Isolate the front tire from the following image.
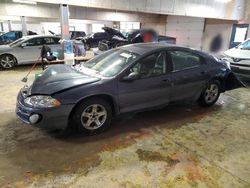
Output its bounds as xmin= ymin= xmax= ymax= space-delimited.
xmin=71 ymin=98 xmax=112 ymax=134
xmin=0 ymin=55 xmax=16 ymax=69
xmin=199 ymin=80 xmax=221 ymax=107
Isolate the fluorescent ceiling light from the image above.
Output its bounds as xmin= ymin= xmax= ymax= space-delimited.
xmin=13 ymin=0 xmax=37 ymax=4
xmin=215 ymin=0 xmax=232 ymax=3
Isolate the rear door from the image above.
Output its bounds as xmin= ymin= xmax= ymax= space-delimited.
xmin=43 ymin=37 xmax=61 ymax=52
xmin=118 ymin=51 xmax=172 ymax=113
xmin=167 ymin=50 xmax=209 ymax=102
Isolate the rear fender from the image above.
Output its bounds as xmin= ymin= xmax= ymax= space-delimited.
xmin=225 ymin=73 xmax=246 ymax=91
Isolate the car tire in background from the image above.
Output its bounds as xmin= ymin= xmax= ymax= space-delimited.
xmin=199 ymin=80 xmax=221 ymax=107
xmin=84 ymin=43 xmax=91 ymax=50
xmin=71 ymin=98 xmax=112 ymax=134
xmin=0 ymin=54 xmax=16 ymax=69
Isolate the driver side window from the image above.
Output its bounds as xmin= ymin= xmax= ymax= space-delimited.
xmin=130 ymin=51 xmax=166 ymax=79
xmin=25 ymin=38 xmax=44 ymax=46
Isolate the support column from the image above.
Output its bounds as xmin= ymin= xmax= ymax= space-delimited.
xmin=21 ymin=16 xmax=28 ymax=36
xmin=7 ymin=20 xmax=12 ymax=31
xmin=60 ymin=4 xmax=70 ymax=40
xmin=0 ymin=22 xmax=3 ymax=31
xmin=86 ymin=24 xmax=92 ymax=35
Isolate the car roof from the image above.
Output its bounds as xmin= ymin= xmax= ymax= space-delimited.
xmin=22 ymin=35 xmax=60 ymax=40
xmin=119 ymin=43 xmax=189 ymax=55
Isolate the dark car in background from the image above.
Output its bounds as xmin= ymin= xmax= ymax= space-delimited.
xmin=70 ymin=31 xmax=86 ymax=39
xmin=16 ymin=43 xmax=243 ymax=134
xmin=80 ymin=31 xmax=110 ymax=50
xmin=80 ymin=27 xmax=128 ymax=50
xmin=0 ymin=30 xmax=37 ymax=45
xmin=158 ymin=35 xmax=176 ymax=44
xmin=98 ymin=28 xmax=176 ymax=51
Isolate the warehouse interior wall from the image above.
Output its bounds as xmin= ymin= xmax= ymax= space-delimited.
xmin=166 ymin=15 xmax=205 ymax=49
xmin=244 ymin=0 xmax=250 ymax=37
xmin=202 ymin=19 xmax=237 ymax=52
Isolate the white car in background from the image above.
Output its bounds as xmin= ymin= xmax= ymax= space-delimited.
xmin=0 ymin=35 xmax=61 ymax=69
xmin=223 ymin=38 xmax=250 ymax=79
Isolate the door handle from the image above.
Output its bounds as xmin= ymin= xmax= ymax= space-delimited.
xmin=161 ymin=78 xmax=172 ymax=84
xmin=200 ymin=71 xmax=207 ymax=75
xmin=162 ymin=79 xmax=169 ymax=82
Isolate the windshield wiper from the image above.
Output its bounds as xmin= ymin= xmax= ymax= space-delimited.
xmin=75 ymin=64 xmax=99 ymax=76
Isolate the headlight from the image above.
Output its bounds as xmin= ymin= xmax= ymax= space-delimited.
xmin=221 ymin=57 xmax=231 ymax=70
xmin=24 ymin=95 xmax=61 ymax=108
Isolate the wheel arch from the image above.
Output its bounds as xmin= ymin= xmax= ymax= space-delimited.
xmin=68 ymin=94 xmax=119 ymax=125
xmin=0 ymin=53 xmax=18 ymax=65
xmin=210 ymin=76 xmax=224 ymax=92
xmin=196 ymin=76 xmax=224 ymax=101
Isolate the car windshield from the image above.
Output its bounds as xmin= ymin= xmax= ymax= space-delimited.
xmin=237 ymin=39 xmax=250 ymax=50
xmin=79 ymin=49 xmax=139 ymax=77
xmin=9 ymin=38 xmax=25 ymax=47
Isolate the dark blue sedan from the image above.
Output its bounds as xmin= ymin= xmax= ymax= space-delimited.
xmin=16 ymin=43 xmax=243 ymax=134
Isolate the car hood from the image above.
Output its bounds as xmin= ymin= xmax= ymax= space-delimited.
xmin=102 ymin=27 xmax=126 ymax=39
xmin=29 ymin=65 xmax=100 ymax=95
xmin=224 ymin=48 xmax=250 ymax=59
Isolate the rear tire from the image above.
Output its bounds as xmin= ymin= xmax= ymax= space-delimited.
xmin=199 ymin=80 xmax=221 ymax=107
xmin=71 ymin=98 xmax=112 ymax=134
xmin=0 ymin=54 xmax=16 ymax=69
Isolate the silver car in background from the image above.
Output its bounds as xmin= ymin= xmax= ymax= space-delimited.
xmin=0 ymin=35 xmax=61 ymax=69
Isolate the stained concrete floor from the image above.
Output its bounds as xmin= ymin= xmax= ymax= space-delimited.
xmin=0 ymin=66 xmax=250 ymax=188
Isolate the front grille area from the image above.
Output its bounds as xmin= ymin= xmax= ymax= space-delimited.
xmin=231 ymin=63 xmax=250 ymax=68
xmin=16 ymin=90 xmax=31 ymax=124
xmin=16 ymin=105 xmax=30 ymax=124
xmin=231 ymin=66 xmax=250 ymax=74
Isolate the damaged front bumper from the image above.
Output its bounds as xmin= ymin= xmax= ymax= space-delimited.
xmin=16 ymin=88 xmax=74 ymax=130
xmin=225 ymin=72 xmax=246 ymax=91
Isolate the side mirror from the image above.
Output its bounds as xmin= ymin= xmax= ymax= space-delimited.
xmin=122 ymin=72 xmax=140 ymax=81
xmin=20 ymin=43 xmax=27 ymax=48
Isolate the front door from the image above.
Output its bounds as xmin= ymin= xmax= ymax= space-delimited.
xmin=118 ymin=51 xmax=172 ymax=113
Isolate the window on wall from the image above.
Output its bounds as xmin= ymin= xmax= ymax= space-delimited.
xmin=120 ymin=22 xmax=140 ymax=33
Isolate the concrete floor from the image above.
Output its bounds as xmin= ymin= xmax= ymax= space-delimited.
xmin=0 ymin=66 xmax=250 ymax=188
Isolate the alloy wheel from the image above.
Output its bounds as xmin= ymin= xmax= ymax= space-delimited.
xmin=80 ymin=104 xmax=107 ymax=130
xmin=0 ymin=56 xmax=15 ymax=69
xmin=204 ymin=84 xmax=219 ymax=103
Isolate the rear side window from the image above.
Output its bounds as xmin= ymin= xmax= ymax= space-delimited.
xmin=169 ymin=50 xmax=203 ymax=71
xmin=44 ymin=37 xmax=60 ymax=45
